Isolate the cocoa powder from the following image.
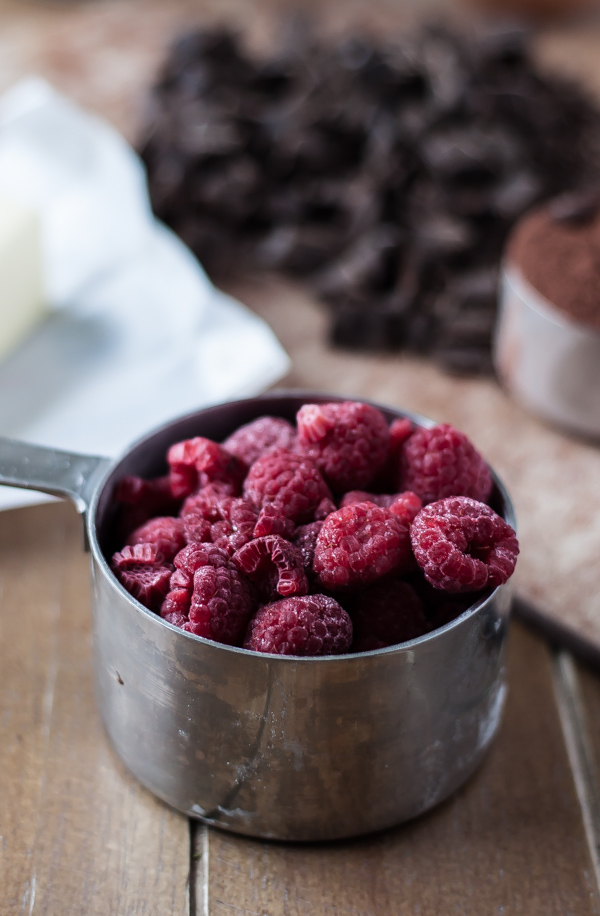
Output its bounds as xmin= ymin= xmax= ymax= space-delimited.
xmin=508 ymin=202 xmax=600 ymax=329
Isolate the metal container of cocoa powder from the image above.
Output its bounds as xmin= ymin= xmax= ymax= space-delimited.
xmin=495 ymin=197 xmax=600 ymax=439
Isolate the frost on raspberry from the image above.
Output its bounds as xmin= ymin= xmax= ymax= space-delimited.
xmin=244 ymin=448 xmax=332 ymax=530
xmin=349 ymin=579 xmax=428 ymax=651
xmin=183 ymin=563 xmax=256 ymax=646
xmin=161 ymin=587 xmax=191 ymax=622
xmin=233 ymin=535 xmax=308 ymax=600
xmin=127 ymin=516 xmax=186 ymax=562
xmin=223 ymin=416 xmax=296 ymax=466
xmin=292 ymin=522 xmax=324 ymax=570
xmin=313 ymin=502 xmax=413 ymax=590
xmin=296 ymin=401 xmax=390 ymax=493
xmin=168 ymin=437 xmax=246 ymax=498
xmin=340 ymin=490 xmax=422 ymax=524
xmin=410 ymin=496 xmax=519 ymax=593
xmin=111 ymin=543 xmax=173 ymax=611
xmin=397 ymin=423 xmax=492 ymax=505
xmin=181 ymin=485 xmax=258 ymax=554
xmin=170 ymin=542 xmax=231 ymax=591
xmin=244 ymin=594 xmax=352 ymax=656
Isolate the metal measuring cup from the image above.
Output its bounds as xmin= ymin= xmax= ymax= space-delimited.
xmin=0 ymin=391 xmax=514 ymax=841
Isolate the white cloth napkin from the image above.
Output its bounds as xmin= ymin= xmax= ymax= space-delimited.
xmin=0 ymin=79 xmax=290 ymax=509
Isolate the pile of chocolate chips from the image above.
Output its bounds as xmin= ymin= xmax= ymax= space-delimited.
xmin=140 ymin=19 xmax=600 ymax=373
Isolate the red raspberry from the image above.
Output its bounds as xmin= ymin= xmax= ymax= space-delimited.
xmin=340 ymin=490 xmax=422 ymax=523
xmin=171 ymin=542 xmax=231 ymax=589
xmin=314 ymin=497 xmax=336 ymax=520
xmin=244 ymin=595 xmax=352 ymax=656
xmin=388 ymin=492 xmax=423 ymax=525
xmin=244 ymin=448 xmax=332 ymax=527
xmin=127 ymin=516 xmax=186 ymax=562
xmin=162 ymin=611 xmax=188 ymax=629
xmin=114 ymin=474 xmax=180 ymax=537
xmin=223 ymin=416 xmax=296 ymax=466
xmin=181 ymin=485 xmax=258 ymax=554
xmin=160 ymin=587 xmax=191 ymax=621
xmin=292 ymin=521 xmax=324 ymax=569
xmin=389 ymin=418 xmax=415 ymax=452
xmin=252 ymin=504 xmax=296 ymax=539
xmin=111 ymin=543 xmax=173 ymax=611
xmin=397 ymin=424 xmax=492 ymax=505
xmin=349 ymin=579 xmax=428 ymax=651
xmin=233 ymin=535 xmax=308 ymax=600
xmin=183 ymin=563 xmax=256 ymax=646
xmin=181 ymin=514 xmax=212 ymax=544
xmin=296 ymin=401 xmax=390 ymax=492
xmin=115 ymin=474 xmax=177 ymax=512
xmin=371 ymin=418 xmax=415 ymax=491
xmin=313 ymin=502 xmax=413 ymax=590
xmin=410 ymin=496 xmax=519 ymax=593
xmin=168 ymin=437 xmax=246 ymax=498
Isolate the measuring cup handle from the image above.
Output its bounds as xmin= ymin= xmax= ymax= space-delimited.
xmin=0 ymin=437 xmax=111 ymax=515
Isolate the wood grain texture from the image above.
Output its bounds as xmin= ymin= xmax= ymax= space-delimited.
xmin=199 ymin=623 xmax=600 ymax=916
xmin=0 ymin=501 xmax=190 ymax=916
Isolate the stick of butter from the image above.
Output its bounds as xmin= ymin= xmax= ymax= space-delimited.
xmin=0 ymin=195 xmax=45 ymax=362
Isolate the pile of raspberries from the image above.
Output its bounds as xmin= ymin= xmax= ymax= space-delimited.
xmin=111 ymin=401 xmax=519 ymax=656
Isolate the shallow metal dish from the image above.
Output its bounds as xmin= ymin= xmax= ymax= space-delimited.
xmin=0 ymin=391 xmax=514 ymax=841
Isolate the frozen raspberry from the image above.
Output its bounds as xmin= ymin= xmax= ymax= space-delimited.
xmin=371 ymin=418 xmax=415 ymax=491
xmin=114 ymin=474 xmax=180 ymax=537
xmin=314 ymin=497 xmax=336 ymax=521
xmin=313 ymin=502 xmax=413 ymax=590
xmin=397 ymin=424 xmax=492 ymax=505
xmin=162 ymin=610 xmax=189 ymax=629
xmin=181 ymin=514 xmax=212 ymax=544
xmin=115 ymin=474 xmax=177 ymax=512
xmin=215 ymin=499 xmax=259 ymax=554
xmin=181 ymin=485 xmax=229 ymax=522
xmin=172 ymin=542 xmax=231 ymax=589
xmin=111 ymin=543 xmax=173 ymax=611
xmin=181 ymin=485 xmax=258 ymax=554
xmin=292 ymin=522 xmax=324 ymax=569
xmin=183 ymin=563 xmax=256 ymax=646
xmin=388 ymin=492 xmax=423 ymax=525
xmin=340 ymin=490 xmax=422 ymax=524
xmin=168 ymin=437 xmax=246 ymax=498
xmin=223 ymin=416 xmax=297 ymax=466
xmin=340 ymin=490 xmax=384 ymax=508
xmin=233 ymin=535 xmax=308 ymax=600
xmin=244 ymin=448 xmax=331 ymax=527
xmin=127 ymin=516 xmax=186 ymax=562
xmin=160 ymin=587 xmax=191 ymax=621
xmin=389 ymin=418 xmax=415 ymax=452
xmin=244 ymin=594 xmax=352 ymax=656
xmin=348 ymin=580 xmax=428 ymax=651
xmin=252 ymin=504 xmax=296 ymax=539
xmin=410 ymin=496 xmax=519 ymax=593
xmin=296 ymin=401 xmax=390 ymax=492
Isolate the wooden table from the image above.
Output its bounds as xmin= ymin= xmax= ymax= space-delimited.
xmin=3 ymin=1 xmax=600 ymax=913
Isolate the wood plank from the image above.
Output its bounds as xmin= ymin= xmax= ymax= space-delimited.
xmin=199 ymin=622 xmax=599 ymax=916
xmin=0 ymin=501 xmax=71 ymax=915
xmin=0 ymin=501 xmax=190 ymax=916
